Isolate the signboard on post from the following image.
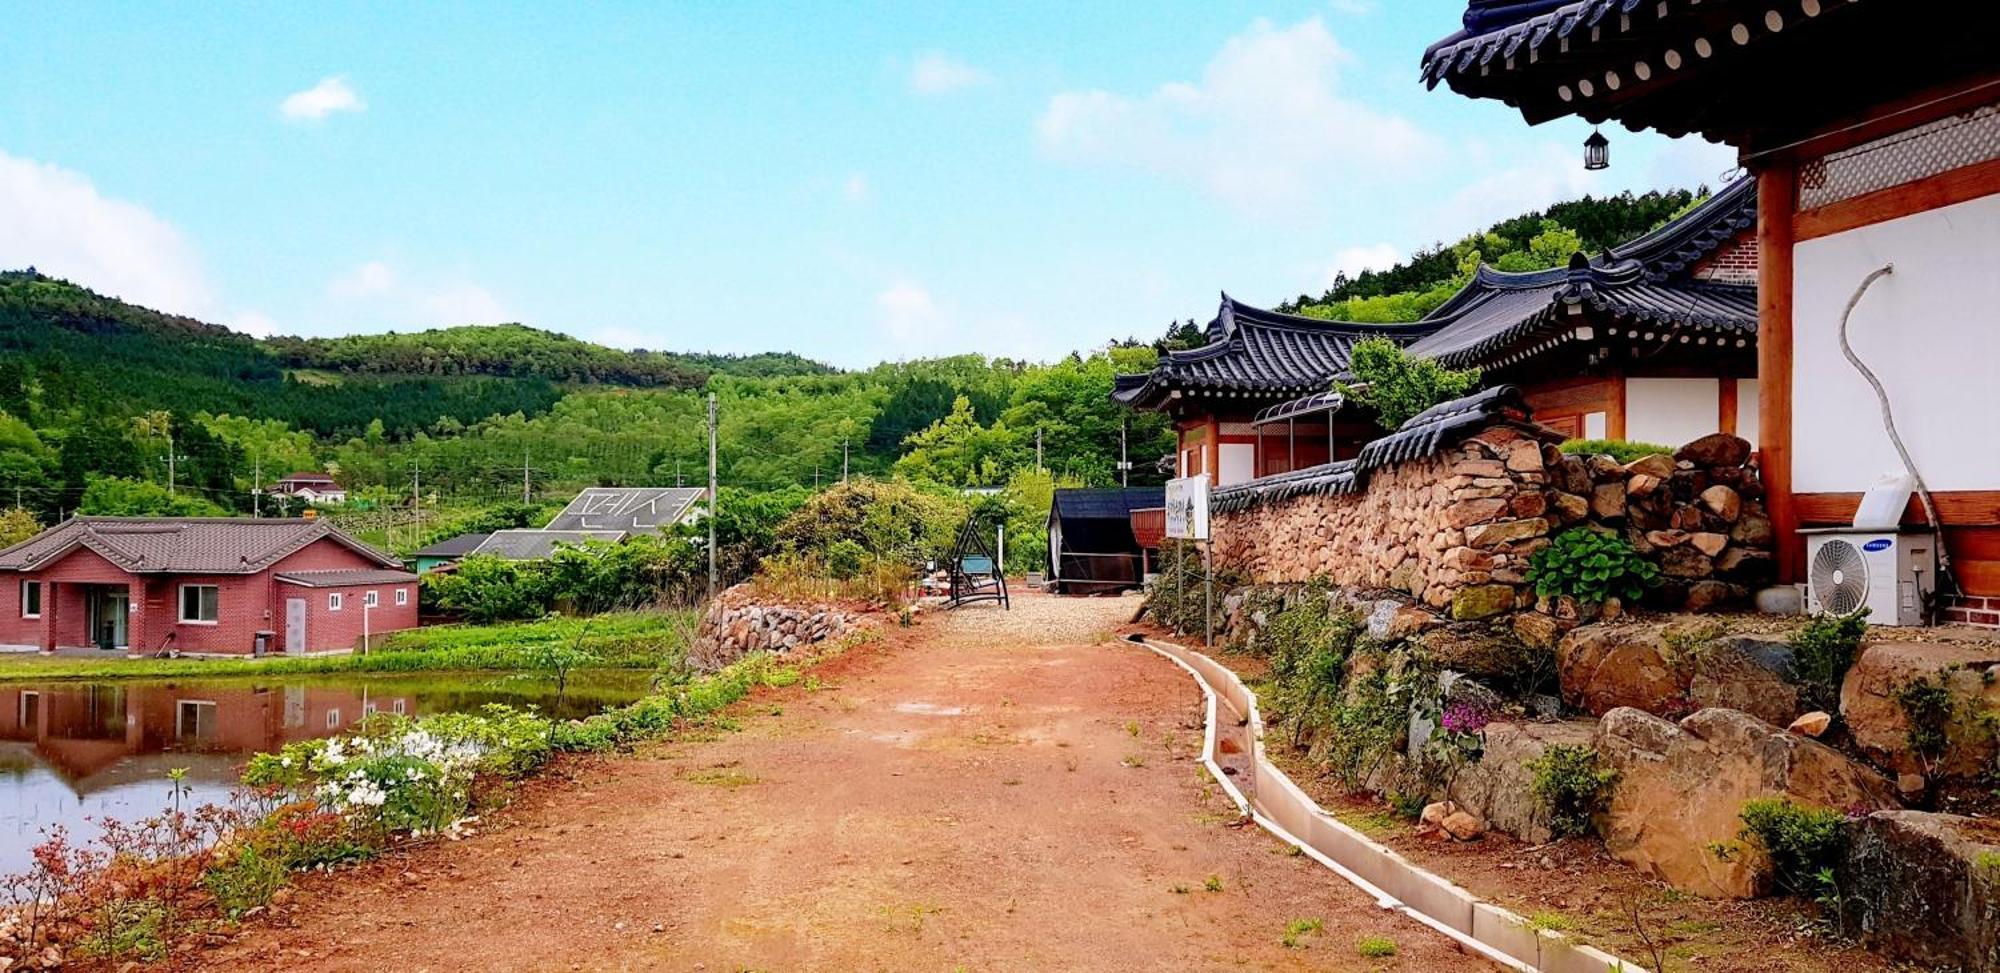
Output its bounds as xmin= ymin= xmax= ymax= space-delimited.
xmin=1164 ymin=476 xmax=1210 ymax=541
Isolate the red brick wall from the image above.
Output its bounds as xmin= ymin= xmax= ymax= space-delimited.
xmin=275 ymin=579 xmax=419 ymax=653
xmin=1690 ymin=229 xmax=1759 ymax=285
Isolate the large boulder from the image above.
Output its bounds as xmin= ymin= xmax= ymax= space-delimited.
xmin=1594 ymin=707 xmax=1900 ymax=898
xmin=1676 ymin=433 xmax=1753 ymax=469
xmin=1840 ymin=811 xmax=2000 ymax=970
xmin=1840 ymin=642 xmax=2000 ymax=779
xmin=1446 ymin=719 xmax=1598 ymax=845
xmin=1557 ymin=624 xmax=1681 ymax=717
xmin=1689 ymin=637 xmax=1805 ymax=727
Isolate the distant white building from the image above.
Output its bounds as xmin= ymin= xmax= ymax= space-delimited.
xmin=271 ymin=472 xmax=347 ymax=506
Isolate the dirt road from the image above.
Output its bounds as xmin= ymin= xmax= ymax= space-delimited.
xmin=200 ymin=591 xmax=1479 ymax=971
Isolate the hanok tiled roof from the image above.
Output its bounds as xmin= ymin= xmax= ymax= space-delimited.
xmin=471 ymin=529 xmax=626 ymax=561
xmin=274 ymin=568 xmax=420 ymax=588
xmin=1111 ymin=296 xmax=1442 ymax=410
xmin=409 ymin=532 xmax=492 ymax=559
xmin=1115 ymin=181 xmax=1755 ymax=410
xmin=1212 ymin=385 xmax=1557 ymax=513
xmin=545 ymin=487 xmax=706 ymax=534
xmin=0 ymin=517 xmax=399 ymax=574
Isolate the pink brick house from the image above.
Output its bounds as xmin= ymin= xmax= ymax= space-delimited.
xmin=0 ymin=518 xmax=420 ymax=657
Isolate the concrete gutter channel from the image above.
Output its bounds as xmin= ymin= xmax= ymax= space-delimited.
xmin=1128 ymin=634 xmax=1633 ymax=973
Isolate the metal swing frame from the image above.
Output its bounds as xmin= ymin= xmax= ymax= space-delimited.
xmin=944 ymin=516 xmax=1009 ymax=610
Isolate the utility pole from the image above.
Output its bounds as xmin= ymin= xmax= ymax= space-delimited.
xmin=252 ymin=456 xmax=263 ymax=517
xmin=1120 ymin=419 xmax=1130 ymax=487
xmin=411 ymin=463 xmax=423 ymax=542
xmin=166 ymin=429 xmax=176 ymax=495
xmin=706 ymin=393 xmax=719 ymax=600
xmin=675 ymin=459 xmax=683 ymax=488
xmin=813 ymin=465 xmax=821 ymax=490
xmin=841 ymin=439 xmax=849 ymax=483
xmin=520 ymin=448 xmax=532 ymax=504
xmin=1035 ymin=428 xmax=1043 ymax=472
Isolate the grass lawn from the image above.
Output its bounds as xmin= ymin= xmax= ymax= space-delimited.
xmin=0 ymin=610 xmax=695 ymax=683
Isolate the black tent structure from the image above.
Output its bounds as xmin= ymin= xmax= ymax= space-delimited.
xmin=1046 ymin=487 xmax=1165 ymax=594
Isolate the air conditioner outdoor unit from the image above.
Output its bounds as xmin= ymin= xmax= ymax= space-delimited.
xmin=1801 ymin=529 xmax=1935 ymax=626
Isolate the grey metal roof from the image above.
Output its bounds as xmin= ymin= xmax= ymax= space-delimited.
xmin=1212 ymin=386 xmax=1553 ymax=513
xmin=0 ymin=517 xmax=399 ymax=574
xmin=544 ymin=487 xmax=706 ymax=534
xmin=471 ymin=529 xmax=626 ymax=561
xmin=409 ymin=532 xmax=492 ymax=558
xmin=274 ymin=568 xmax=420 ymax=588
xmin=1050 ymin=488 xmax=1167 ymax=524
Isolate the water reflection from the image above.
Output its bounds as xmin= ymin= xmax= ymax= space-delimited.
xmin=0 ymin=672 xmax=651 ymax=874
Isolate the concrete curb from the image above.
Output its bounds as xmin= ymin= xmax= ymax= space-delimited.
xmin=1132 ymin=635 xmax=1634 ymax=973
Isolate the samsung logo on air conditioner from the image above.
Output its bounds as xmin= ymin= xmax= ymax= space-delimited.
xmin=1862 ymin=538 xmax=1893 ymax=552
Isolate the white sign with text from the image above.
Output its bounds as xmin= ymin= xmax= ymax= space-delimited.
xmin=1164 ymin=475 xmax=1210 ymax=541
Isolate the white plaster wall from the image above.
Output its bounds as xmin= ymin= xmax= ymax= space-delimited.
xmin=1793 ymin=193 xmax=2000 ymax=492
xmin=1219 ymin=443 xmax=1255 ymax=486
xmin=1626 ymin=378 xmax=1720 ymax=448
xmin=1584 ymin=412 xmax=1607 ymax=440
xmin=1734 ymin=378 xmax=1759 ymax=449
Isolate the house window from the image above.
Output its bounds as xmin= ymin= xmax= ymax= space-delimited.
xmin=392 ymin=699 xmax=407 ymax=715
xmin=18 ymin=691 xmax=38 ymax=726
xmin=178 ymin=585 xmax=219 ymax=624
xmin=327 ymin=708 xmax=342 ymax=729
xmin=394 ymin=588 xmax=409 ymax=606
xmin=176 ymin=700 xmax=218 ymax=740
xmin=363 ymin=590 xmax=379 ymax=609
xmin=19 ymin=581 xmax=39 ymax=618
xmin=328 ymin=592 xmax=344 ymax=611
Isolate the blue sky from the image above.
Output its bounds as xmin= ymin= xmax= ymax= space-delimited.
xmin=0 ymin=1 xmax=1736 ymax=368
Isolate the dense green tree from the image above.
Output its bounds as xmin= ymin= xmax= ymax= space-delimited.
xmin=78 ymin=476 xmax=229 ymax=517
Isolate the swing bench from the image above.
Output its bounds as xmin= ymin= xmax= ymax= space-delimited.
xmin=944 ymin=517 xmax=1009 ymax=610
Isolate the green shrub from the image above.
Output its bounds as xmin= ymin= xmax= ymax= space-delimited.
xmin=1264 ymin=586 xmax=1363 ymax=743
xmin=1356 ymin=935 xmax=1398 ymax=958
xmin=824 ymin=538 xmax=866 ymax=580
xmin=1558 ymin=438 xmax=1676 ymax=465
xmin=1791 ymin=609 xmax=1871 ymax=713
xmin=1336 ymin=338 xmax=1482 ymax=430
xmin=1143 ymin=540 xmax=1242 ymax=638
xmin=1894 ymin=674 xmax=1954 ymax=769
xmin=1527 ymin=527 xmax=1659 ymax=605
xmin=1527 ymin=744 xmax=1616 ymax=838
xmin=1737 ymin=797 xmax=1847 ymax=904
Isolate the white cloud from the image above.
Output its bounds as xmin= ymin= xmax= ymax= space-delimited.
xmin=281 ymin=76 xmax=366 ymax=121
xmin=1323 ymin=243 xmax=1401 ymax=289
xmin=326 ymin=260 xmax=396 ymax=299
xmin=323 ymin=258 xmax=507 ymax=326
xmin=876 ymin=280 xmax=944 ymax=344
xmin=1416 ymin=143 xmax=1600 ymax=243
xmin=0 ymin=149 xmax=213 ymax=315
xmin=1647 ymin=136 xmax=1741 ymax=193
xmin=420 ymin=282 xmax=507 ymax=324
xmin=1036 ymin=17 xmax=1435 ymax=216
xmin=1328 ymin=0 xmax=1377 ymax=14
xmin=909 ymin=52 xmax=991 ymax=95
xmin=843 ymin=173 xmax=870 ymax=203
xmin=229 ymin=310 xmax=280 ymax=338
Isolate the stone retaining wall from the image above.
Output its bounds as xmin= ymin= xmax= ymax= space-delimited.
xmin=689 ymin=583 xmax=869 ymax=671
xmin=1210 ymin=425 xmax=1774 ymax=619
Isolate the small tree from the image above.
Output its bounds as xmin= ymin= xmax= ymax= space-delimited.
xmin=1335 ymin=338 xmax=1481 ymax=431
xmin=0 ymin=507 xmax=41 ymax=548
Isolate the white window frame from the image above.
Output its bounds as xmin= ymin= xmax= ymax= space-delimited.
xmin=176 ymin=699 xmax=218 ymax=739
xmin=394 ymin=588 xmax=409 ymax=606
xmin=178 ymin=584 xmax=220 ymax=625
xmin=328 ymin=592 xmax=344 ymax=612
xmin=363 ymin=590 xmax=379 ymax=609
xmin=326 ymin=708 xmax=341 ymax=729
xmin=19 ymin=580 xmax=39 ymax=619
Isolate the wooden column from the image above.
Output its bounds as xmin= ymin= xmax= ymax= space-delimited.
xmin=1204 ymin=415 xmax=1220 ymax=486
xmin=1718 ymin=377 xmax=1739 ymax=437
xmin=1758 ymin=161 xmax=1800 ymax=583
xmin=1606 ymin=376 xmax=1627 ymax=440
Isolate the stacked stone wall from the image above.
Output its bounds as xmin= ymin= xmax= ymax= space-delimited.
xmin=1210 ymin=424 xmax=1774 ymax=620
xmin=688 ymin=583 xmax=871 ymax=671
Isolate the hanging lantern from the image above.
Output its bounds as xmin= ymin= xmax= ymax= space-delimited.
xmin=1583 ymin=128 xmax=1610 ymax=170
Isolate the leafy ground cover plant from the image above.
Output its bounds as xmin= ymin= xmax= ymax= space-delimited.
xmin=1528 ymin=527 xmax=1659 ymax=606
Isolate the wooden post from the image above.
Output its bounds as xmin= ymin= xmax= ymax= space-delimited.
xmin=1758 ymin=161 xmax=1800 ymax=584
xmin=1718 ymin=377 xmax=1739 ymax=437
xmin=1205 ymin=415 xmax=1220 ymax=486
xmin=1607 ymin=376 xmax=1628 ymax=441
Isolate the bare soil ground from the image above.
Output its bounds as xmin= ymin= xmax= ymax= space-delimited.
xmin=1169 ymin=638 xmax=1899 ymax=973
xmin=197 ymin=591 xmax=1484 ymax=972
